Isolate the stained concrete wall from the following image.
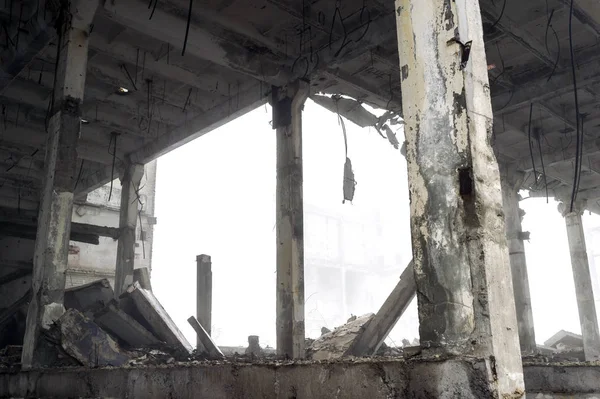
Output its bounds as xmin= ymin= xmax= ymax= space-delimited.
xmin=0 ymin=358 xmax=495 ymax=398
xmin=1 ymin=360 xmax=599 ymax=398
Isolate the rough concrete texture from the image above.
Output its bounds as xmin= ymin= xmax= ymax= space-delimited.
xmin=524 ymin=363 xmax=600 ymax=397
xmin=395 ymin=0 xmax=524 ymax=395
xmin=308 ymin=314 xmax=373 ymax=360
xmin=0 ymin=358 xmax=498 ymax=398
xmin=58 ymin=309 xmax=131 ymax=367
xmin=560 ymin=201 xmax=600 ymax=361
xmin=500 ymin=164 xmax=537 ymax=354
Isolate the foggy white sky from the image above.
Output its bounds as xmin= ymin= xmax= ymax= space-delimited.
xmin=151 ymin=100 xmax=600 ymax=349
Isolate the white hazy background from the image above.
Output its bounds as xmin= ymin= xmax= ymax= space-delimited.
xmin=152 ymin=100 xmax=600 ymax=349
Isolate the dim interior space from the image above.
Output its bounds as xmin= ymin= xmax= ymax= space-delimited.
xmin=0 ymin=0 xmax=600 ymax=397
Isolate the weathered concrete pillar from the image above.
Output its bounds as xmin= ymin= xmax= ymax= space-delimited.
xmin=396 ymin=0 xmax=524 ymax=395
xmin=500 ymin=164 xmax=537 ymax=354
xmin=22 ymin=0 xmax=99 ymax=368
xmin=114 ymin=162 xmax=144 ymax=298
xmin=196 ymin=254 xmax=212 ymax=341
xmin=559 ymin=200 xmax=600 ymax=361
xmin=272 ymin=80 xmax=309 ymax=359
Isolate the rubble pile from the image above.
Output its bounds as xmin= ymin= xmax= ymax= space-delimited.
xmin=306 ymin=314 xmax=375 ymax=360
xmin=1 ymin=279 xmax=223 ymax=369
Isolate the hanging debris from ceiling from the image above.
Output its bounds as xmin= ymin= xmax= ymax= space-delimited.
xmin=312 ymin=93 xmax=405 ymax=204
xmin=311 ymin=93 xmax=405 ymax=151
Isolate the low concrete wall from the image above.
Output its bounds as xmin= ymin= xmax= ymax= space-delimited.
xmin=525 ymin=363 xmax=600 ymax=398
xmin=2 ymin=359 xmax=599 ymax=398
xmin=0 ymin=359 xmax=493 ymax=398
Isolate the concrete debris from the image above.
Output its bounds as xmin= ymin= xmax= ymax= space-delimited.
xmin=57 ymin=309 xmax=131 ymax=367
xmin=94 ymin=300 xmax=162 ymax=347
xmin=187 ymin=316 xmax=224 ymax=359
xmin=123 ymin=282 xmax=193 ymax=356
xmin=64 ymin=279 xmax=113 ymax=317
xmin=307 ymin=313 xmax=374 ymax=361
xmin=245 ymin=335 xmax=263 ymax=357
xmin=133 ymin=267 xmax=152 ymax=291
xmin=321 ymin=327 xmax=331 ymax=336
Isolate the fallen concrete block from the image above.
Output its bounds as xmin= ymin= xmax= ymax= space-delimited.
xmin=58 ymin=309 xmax=131 ymax=367
xmin=307 ymin=314 xmax=374 ymax=361
xmin=133 ymin=267 xmax=152 ymax=291
xmin=94 ymin=300 xmax=162 ymax=348
xmin=64 ymin=279 xmax=113 ymax=316
xmin=187 ymin=316 xmax=224 ymax=359
xmin=122 ymin=282 xmax=193 ymax=356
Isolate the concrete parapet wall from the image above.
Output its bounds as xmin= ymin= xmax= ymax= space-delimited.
xmin=1 ymin=359 xmax=599 ymax=398
xmin=0 ymin=358 xmax=493 ymax=398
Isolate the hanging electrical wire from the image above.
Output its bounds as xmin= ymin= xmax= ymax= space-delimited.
xmin=487 ymin=0 xmax=507 ymax=33
xmin=535 ymin=128 xmax=549 ymax=203
xmin=181 ymin=0 xmax=193 ymax=56
xmin=74 ymin=159 xmax=85 ymax=190
xmin=527 ymin=103 xmax=538 ymax=188
xmin=544 ymin=5 xmax=561 ymax=82
xmin=108 ymin=132 xmax=119 ymax=202
xmin=568 ymin=0 xmax=582 ymax=212
xmin=335 ymin=98 xmax=356 ymax=203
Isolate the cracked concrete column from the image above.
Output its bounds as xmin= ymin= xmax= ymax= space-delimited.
xmin=114 ymin=162 xmax=145 ymax=298
xmin=396 ymin=0 xmax=524 ymax=395
xmin=500 ymin=164 xmax=537 ymax=354
xmin=272 ymin=80 xmax=309 ymax=359
xmin=559 ymin=200 xmax=600 ymax=361
xmin=22 ymin=0 xmax=99 ymax=368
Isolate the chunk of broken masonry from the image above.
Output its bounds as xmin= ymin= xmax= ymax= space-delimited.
xmin=58 ymin=309 xmax=131 ymax=367
xmin=64 ymin=279 xmax=113 ymax=317
xmin=122 ymin=282 xmax=193 ymax=355
xmin=307 ymin=313 xmax=374 ymax=361
xmin=94 ymin=300 xmax=162 ymax=347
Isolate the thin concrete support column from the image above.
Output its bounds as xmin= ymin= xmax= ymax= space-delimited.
xmin=396 ymin=0 xmax=524 ymax=395
xmin=22 ymin=0 xmax=99 ymax=368
xmin=500 ymin=164 xmax=537 ymax=354
xmin=272 ymin=81 xmax=309 ymax=359
xmin=196 ymin=254 xmax=212 ymax=341
xmin=559 ymin=200 xmax=600 ymax=361
xmin=115 ymin=163 xmax=144 ymax=297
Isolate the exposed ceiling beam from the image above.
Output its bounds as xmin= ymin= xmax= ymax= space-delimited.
xmin=130 ymin=82 xmax=265 ymax=164
xmin=480 ymin=5 xmax=560 ymax=69
xmin=492 ymin=55 xmax=600 ymax=116
xmin=102 ymin=0 xmax=288 ymax=85
xmin=0 ymin=0 xmax=56 ymax=95
xmin=556 ymin=0 xmax=600 ymax=36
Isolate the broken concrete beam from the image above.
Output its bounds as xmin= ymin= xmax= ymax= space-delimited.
xmin=307 ymin=314 xmax=374 ymax=361
xmin=133 ymin=267 xmax=152 ymax=291
xmin=94 ymin=300 xmax=162 ymax=348
xmin=187 ymin=316 xmax=224 ymax=359
xmin=123 ymin=282 xmax=193 ymax=355
xmin=64 ymin=279 xmax=114 ymax=316
xmin=348 ymin=261 xmax=415 ymax=356
xmin=58 ymin=309 xmax=131 ymax=367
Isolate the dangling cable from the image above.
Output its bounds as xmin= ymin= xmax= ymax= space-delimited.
xmin=181 ymin=0 xmax=193 ymax=56
xmin=568 ymin=0 xmax=581 ymax=212
xmin=527 ymin=103 xmax=537 ymax=187
xmin=108 ymin=133 xmax=118 ymax=202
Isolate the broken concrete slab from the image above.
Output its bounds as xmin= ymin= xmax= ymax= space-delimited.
xmin=94 ymin=300 xmax=162 ymax=348
xmin=307 ymin=314 xmax=374 ymax=361
xmin=58 ymin=309 xmax=131 ymax=367
xmin=122 ymin=282 xmax=193 ymax=356
xmin=133 ymin=267 xmax=152 ymax=291
xmin=64 ymin=279 xmax=114 ymax=316
xmin=187 ymin=316 xmax=224 ymax=359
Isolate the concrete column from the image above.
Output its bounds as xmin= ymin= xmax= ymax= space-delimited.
xmin=559 ymin=200 xmax=600 ymax=361
xmin=500 ymin=164 xmax=537 ymax=354
xmin=396 ymin=0 xmax=524 ymax=395
xmin=272 ymin=80 xmax=309 ymax=359
xmin=196 ymin=254 xmax=212 ymax=341
xmin=115 ymin=163 xmax=144 ymax=297
xmin=22 ymin=0 xmax=99 ymax=368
